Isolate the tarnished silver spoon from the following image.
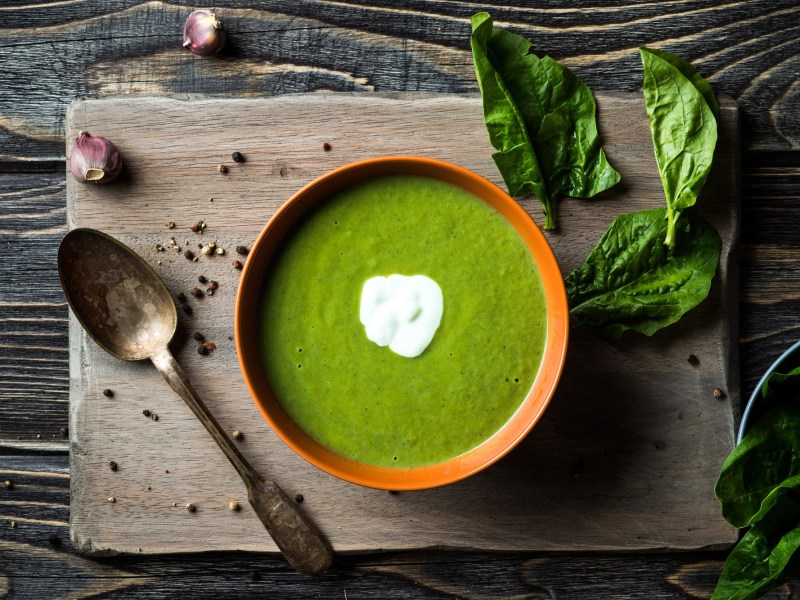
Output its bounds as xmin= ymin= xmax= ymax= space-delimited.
xmin=58 ymin=228 xmax=333 ymax=575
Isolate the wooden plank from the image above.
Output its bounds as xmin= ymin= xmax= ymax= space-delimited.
xmin=7 ymin=455 xmax=800 ymax=599
xmin=64 ymin=93 xmax=738 ymax=555
xmin=0 ymin=0 xmax=798 ymax=164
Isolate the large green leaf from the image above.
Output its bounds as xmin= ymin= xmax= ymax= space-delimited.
xmin=640 ymin=48 xmax=717 ymax=247
xmin=565 ymin=208 xmax=720 ymax=339
xmin=716 ymin=406 xmax=800 ymax=528
xmin=470 ymin=12 xmax=620 ymax=229
xmin=713 ymin=490 xmax=800 ymax=600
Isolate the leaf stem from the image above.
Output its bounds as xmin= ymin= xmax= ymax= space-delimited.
xmin=543 ymin=199 xmax=556 ymax=230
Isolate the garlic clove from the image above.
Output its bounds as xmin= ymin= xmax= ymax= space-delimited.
xmin=183 ymin=10 xmax=226 ymax=56
xmin=69 ymin=131 xmax=123 ymax=184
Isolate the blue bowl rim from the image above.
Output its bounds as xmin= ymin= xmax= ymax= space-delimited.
xmin=738 ymin=339 xmax=800 ymax=444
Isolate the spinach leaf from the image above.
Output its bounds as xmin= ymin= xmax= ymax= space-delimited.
xmin=713 ymin=489 xmax=800 ymax=600
xmin=716 ymin=406 xmax=800 ymax=528
xmin=640 ymin=48 xmax=718 ymax=248
xmin=763 ymin=366 xmax=800 ymax=402
xmin=470 ymin=12 xmax=620 ymax=229
xmin=565 ymin=208 xmax=721 ymax=339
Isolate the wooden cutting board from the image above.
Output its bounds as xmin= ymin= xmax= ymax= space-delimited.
xmin=66 ymin=93 xmax=739 ymax=555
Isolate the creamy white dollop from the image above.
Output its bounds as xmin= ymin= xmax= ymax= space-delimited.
xmin=359 ymin=274 xmax=443 ymax=358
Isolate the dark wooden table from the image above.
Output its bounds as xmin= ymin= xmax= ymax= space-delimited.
xmin=1 ymin=1 xmax=799 ymax=597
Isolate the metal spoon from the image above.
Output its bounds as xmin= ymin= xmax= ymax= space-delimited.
xmin=57 ymin=228 xmax=333 ymax=575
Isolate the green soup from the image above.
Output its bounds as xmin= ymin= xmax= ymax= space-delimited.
xmin=258 ymin=175 xmax=547 ymax=468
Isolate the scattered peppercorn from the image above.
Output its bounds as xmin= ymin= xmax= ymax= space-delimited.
xmin=172 ymin=502 xmax=177 ymax=507
xmin=10 ymin=521 xmax=16 ymax=528
xmin=109 ymin=461 xmax=118 ymax=472
xmin=232 ymin=152 xmax=244 ymax=163
xmin=48 ymin=533 xmax=61 ymax=546
xmin=207 ymin=289 xmax=214 ymax=296
xmin=197 ymin=345 xmax=209 ymax=356
xmin=183 ymin=304 xmax=193 ymax=316
xmin=713 ymin=388 xmax=726 ymax=399
xmin=3 ymin=480 xmax=13 ymax=490
xmin=166 ymin=221 xmax=176 ymax=229
xmin=208 ymin=281 xmax=219 ymax=291
xmin=322 ymin=142 xmax=331 ymax=151
xmin=294 ymin=494 xmax=304 ymax=504
xmin=229 ymin=500 xmax=240 ymax=511
xmin=103 ymin=389 xmax=114 ymax=397
xmin=186 ymin=503 xmax=196 ymax=513
xmin=688 ymin=354 xmax=700 ymax=366
xmin=191 ymin=287 xmax=203 ymax=298
xmin=184 ymin=249 xmax=195 ymax=260
xmin=217 ymin=164 xmax=227 ymax=174
xmin=59 ymin=426 xmax=68 ymax=437
xmin=36 ymin=433 xmax=42 ymax=439
xmin=108 ymin=496 xmax=116 ymax=503
xmin=232 ymin=260 xmax=243 ymax=270
xmin=193 ymin=332 xmax=205 ymax=341
xmin=215 ymin=246 xmax=225 ymax=256
xmin=232 ymin=430 xmax=244 ymax=441
xmin=176 ymin=292 xmax=187 ymax=303
xmin=236 ymin=245 xmax=248 ymax=256
xmin=388 ymin=490 xmax=399 ymax=495
xmin=143 ymin=410 xmax=151 ymax=417
xmin=198 ymin=275 xmax=208 ymax=284
xmin=150 ymin=413 xmax=159 ymax=421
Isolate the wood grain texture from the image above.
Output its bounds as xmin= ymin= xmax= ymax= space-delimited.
xmin=63 ymin=93 xmax=738 ymax=556
xmin=0 ymin=0 xmax=798 ymax=164
xmin=0 ymin=457 xmax=798 ymax=599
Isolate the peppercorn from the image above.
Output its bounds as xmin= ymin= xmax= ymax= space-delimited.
xmin=191 ymin=287 xmax=203 ymax=298
xmin=688 ymin=354 xmax=700 ymax=366
xmin=184 ymin=249 xmax=195 ymax=260
xmin=186 ymin=503 xmax=196 ymax=512
xmin=231 ymin=152 xmax=243 ymax=163
xmin=322 ymin=142 xmax=331 ymax=151
xmin=198 ymin=275 xmax=208 ymax=284
xmin=183 ymin=304 xmax=193 ymax=316
xmin=294 ymin=494 xmax=304 ymax=504
xmin=59 ymin=426 xmax=68 ymax=437
xmin=176 ymin=292 xmax=187 ymax=303
xmin=232 ymin=430 xmax=244 ymax=441
xmin=3 ymin=479 xmax=13 ymax=490
xmin=217 ymin=164 xmax=227 ymax=174
xmin=108 ymin=496 xmax=116 ymax=503
xmin=150 ymin=413 xmax=159 ymax=421
xmin=166 ymin=221 xmax=176 ymax=229
xmin=713 ymin=388 xmax=726 ymax=399
xmin=48 ymin=533 xmax=61 ymax=546
xmin=197 ymin=345 xmax=209 ymax=356
xmin=143 ymin=409 xmax=151 ymax=417
xmin=207 ymin=280 xmax=219 ymax=291
xmin=109 ymin=461 xmax=118 ymax=472
xmin=232 ymin=260 xmax=243 ymax=270
xmin=229 ymin=500 xmax=240 ymax=511
xmin=102 ymin=389 xmax=114 ymax=397
xmin=235 ymin=245 xmax=248 ymax=256
xmin=193 ymin=332 xmax=205 ymax=341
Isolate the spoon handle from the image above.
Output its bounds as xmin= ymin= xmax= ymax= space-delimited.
xmin=151 ymin=347 xmax=334 ymax=575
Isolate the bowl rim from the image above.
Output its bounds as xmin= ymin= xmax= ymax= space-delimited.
xmin=738 ymin=339 xmax=800 ymax=444
xmin=235 ymin=155 xmax=569 ymax=489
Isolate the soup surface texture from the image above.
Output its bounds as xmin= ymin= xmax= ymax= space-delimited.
xmin=259 ymin=175 xmax=547 ymax=468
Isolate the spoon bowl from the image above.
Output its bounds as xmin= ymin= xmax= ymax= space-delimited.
xmin=58 ymin=228 xmax=333 ymax=575
xmin=58 ymin=228 xmax=176 ymax=360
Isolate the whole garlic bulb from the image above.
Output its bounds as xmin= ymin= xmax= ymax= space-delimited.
xmin=183 ymin=10 xmax=226 ymax=56
xmin=69 ymin=131 xmax=123 ymax=184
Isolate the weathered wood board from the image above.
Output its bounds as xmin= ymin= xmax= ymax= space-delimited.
xmin=66 ymin=94 xmax=739 ymax=555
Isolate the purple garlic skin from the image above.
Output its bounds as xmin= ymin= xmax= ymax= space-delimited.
xmin=183 ymin=10 xmax=226 ymax=56
xmin=69 ymin=132 xmax=123 ymax=184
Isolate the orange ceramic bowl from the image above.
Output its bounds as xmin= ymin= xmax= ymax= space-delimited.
xmin=235 ymin=156 xmax=568 ymax=490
